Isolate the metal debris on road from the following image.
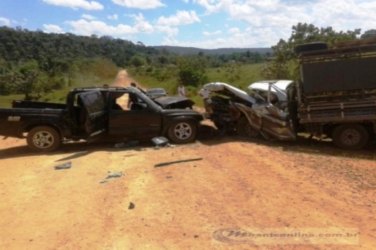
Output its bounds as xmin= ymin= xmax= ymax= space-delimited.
xmin=100 ymin=171 xmax=124 ymax=184
xmin=128 ymin=202 xmax=135 ymax=210
xmin=154 ymin=158 xmax=203 ymax=168
xmin=106 ymin=171 xmax=123 ymax=179
xmin=54 ymin=162 xmax=72 ymax=170
xmin=151 ymin=136 xmax=169 ymax=147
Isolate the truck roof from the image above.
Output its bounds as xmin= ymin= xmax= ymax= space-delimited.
xmin=72 ymin=86 xmax=142 ymax=94
xmin=299 ymin=42 xmax=376 ymax=63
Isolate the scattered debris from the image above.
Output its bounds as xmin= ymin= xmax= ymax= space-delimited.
xmin=128 ymin=202 xmax=135 ymax=210
xmin=106 ymin=171 xmax=123 ymax=179
xmin=154 ymin=158 xmax=203 ymax=168
xmin=54 ymin=162 xmax=72 ymax=170
xmin=57 ymin=151 xmax=90 ymax=162
xmin=114 ymin=140 xmax=139 ymax=149
xmin=151 ymin=136 xmax=169 ymax=147
xmin=100 ymin=171 xmax=124 ymax=184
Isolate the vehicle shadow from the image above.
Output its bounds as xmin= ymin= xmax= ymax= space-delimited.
xmin=197 ymin=126 xmax=376 ymax=161
xmin=1 ymin=125 xmax=375 ymax=162
xmin=0 ymin=140 xmax=152 ymax=161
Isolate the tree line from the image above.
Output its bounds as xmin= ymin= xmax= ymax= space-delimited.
xmin=2 ymin=23 xmax=372 ymax=100
xmin=0 ymin=26 xmax=268 ymax=99
xmin=263 ymin=23 xmax=376 ymax=80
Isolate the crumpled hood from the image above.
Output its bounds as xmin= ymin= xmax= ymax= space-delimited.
xmin=154 ymin=96 xmax=194 ymax=108
xmin=200 ymin=82 xmax=256 ymax=104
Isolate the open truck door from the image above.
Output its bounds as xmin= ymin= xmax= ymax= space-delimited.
xmin=77 ymin=91 xmax=107 ymax=137
xmin=107 ymin=90 xmax=162 ymax=139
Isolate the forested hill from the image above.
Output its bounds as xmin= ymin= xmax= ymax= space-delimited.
xmin=0 ymin=26 xmax=156 ymax=67
xmin=0 ymin=26 xmax=269 ymax=100
xmin=153 ymin=46 xmax=272 ymax=55
xmin=0 ymin=27 xmax=271 ymax=67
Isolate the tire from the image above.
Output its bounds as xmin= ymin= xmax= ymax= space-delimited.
xmin=27 ymin=126 xmax=61 ymax=152
xmin=167 ymin=120 xmax=197 ymax=144
xmin=236 ymin=117 xmax=259 ymax=138
xmin=332 ymin=124 xmax=369 ymax=150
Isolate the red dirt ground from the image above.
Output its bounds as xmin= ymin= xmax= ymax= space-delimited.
xmin=0 ymin=134 xmax=375 ymax=249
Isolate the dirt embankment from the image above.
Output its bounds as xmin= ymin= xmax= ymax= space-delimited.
xmin=0 ymin=135 xmax=375 ymax=249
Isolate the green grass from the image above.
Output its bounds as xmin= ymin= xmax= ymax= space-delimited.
xmin=0 ymin=74 xmax=116 ymax=107
xmin=0 ymin=63 xmax=265 ymax=108
xmin=0 ymin=94 xmax=24 ymax=108
xmin=206 ymin=63 xmax=265 ymax=90
xmin=127 ymin=63 xmax=266 ymax=107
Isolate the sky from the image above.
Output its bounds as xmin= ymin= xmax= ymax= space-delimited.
xmin=0 ymin=0 xmax=375 ymax=49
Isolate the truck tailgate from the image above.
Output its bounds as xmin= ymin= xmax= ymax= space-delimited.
xmin=0 ymin=108 xmax=64 ymax=138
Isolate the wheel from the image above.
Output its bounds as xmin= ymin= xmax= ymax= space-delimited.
xmin=332 ymin=124 xmax=369 ymax=150
xmin=167 ymin=120 xmax=197 ymax=144
xmin=27 ymin=126 xmax=61 ymax=152
xmin=236 ymin=117 xmax=259 ymax=138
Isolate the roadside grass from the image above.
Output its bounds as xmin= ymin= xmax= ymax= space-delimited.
xmin=129 ymin=63 xmax=265 ymax=107
xmin=0 ymin=63 xmax=265 ymax=108
xmin=206 ymin=63 xmax=265 ymax=90
xmin=0 ymin=94 xmax=24 ymax=108
xmin=0 ymin=73 xmax=116 ymax=107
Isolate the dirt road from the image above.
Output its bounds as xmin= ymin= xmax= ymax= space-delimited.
xmin=0 ymin=134 xmax=375 ymax=249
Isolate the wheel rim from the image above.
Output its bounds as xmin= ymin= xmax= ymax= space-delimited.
xmin=174 ymin=122 xmax=192 ymax=140
xmin=32 ymin=131 xmax=55 ymax=149
xmin=340 ymin=128 xmax=361 ymax=146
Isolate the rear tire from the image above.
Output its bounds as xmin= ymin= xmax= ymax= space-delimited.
xmin=167 ymin=120 xmax=197 ymax=144
xmin=332 ymin=124 xmax=369 ymax=150
xmin=236 ymin=117 xmax=259 ymax=138
xmin=27 ymin=126 xmax=61 ymax=152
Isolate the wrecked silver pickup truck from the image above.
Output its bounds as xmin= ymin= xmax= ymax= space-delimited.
xmin=199 ymin=81 xmax=296 ymax=140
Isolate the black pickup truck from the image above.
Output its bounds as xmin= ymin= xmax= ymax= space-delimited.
xmin=0 ymin=87 xmax=203 ymax=151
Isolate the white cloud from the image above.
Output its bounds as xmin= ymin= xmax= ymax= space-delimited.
xmin=156 ymin=10 xmax=200 ymax=26
xmin=68 ymin=19 xmax=134 ymax=36
xmin=164 ymin=26 xmax=277 ymax=49
xmin=188 ymin=0 xmax=376 ymax=47
xmin=107 ymin=14 xmax=118 ymax=20
xmin=0 ymin=17 xmax=11 ymax=26
xmin=203 ymin=30 xmax=222 ymax=36
xmin=156 ymin=26 xmax=179 ymax=38
xmin=82 ymin=14 xmax=96 ymax=20
xmin=42 ymin=0 xmax=103 ymax=10
xmin=112 ymin=0 xmax=164 ymax=9
xmin=133 ymin=14 xmax=154 ymax=33
xmin=155 ymin=10 xmax=200 ymax=39
xmin=67 ymin=14 xmax=153 ymax=37
xmin=228 ymin=27 xmax=239 ymax=34
xmin=43 ymin=24 xmax=65 ymax=33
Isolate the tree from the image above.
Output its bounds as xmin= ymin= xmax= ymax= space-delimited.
xmin=15 ymin=60 xmax=41 ymax=100
xmin=177 ymin=56 xmax=208 ymax=87
xmin=361 ymin=29 xmax=376 ymax=39
xmin=130 ymin=55 xmax=145 ymax=67
xmin=263 ymin=23 xmax=361 ymax=80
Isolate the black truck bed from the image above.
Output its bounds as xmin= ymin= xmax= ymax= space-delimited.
xmin=12 ymin=100 xmax=67 ymax=109
xmin=0 ymin=108 xmax=64 ymax=137
xmin=299 ymin=44 xmax=376 ymax=95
